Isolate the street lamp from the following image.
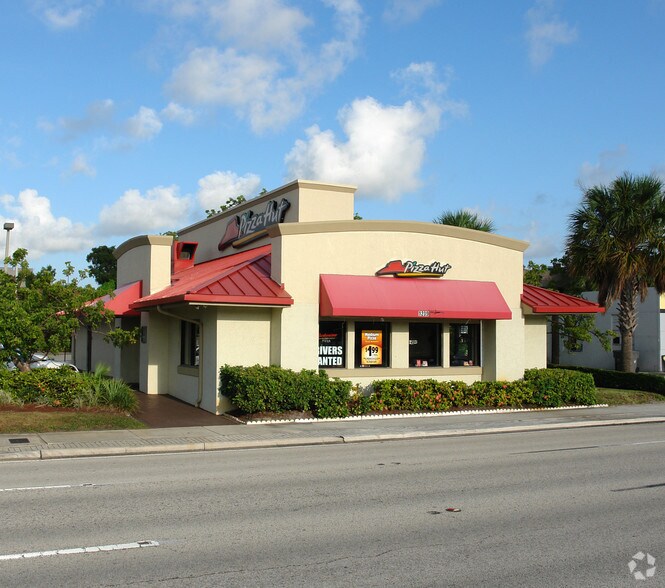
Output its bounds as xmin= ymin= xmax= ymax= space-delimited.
xmin=3 ymin=222 xmax=14 ymax=274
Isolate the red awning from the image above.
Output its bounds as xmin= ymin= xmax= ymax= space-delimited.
xmin=86 ymin=281 xmax=142 ymax=317
xmin=319 ymin=275 xmax=512 ymax=319
xmin=521 ymin=284 xmax=604 ymax=314
xmin=131 ymin=245 xmax=293 ymax=309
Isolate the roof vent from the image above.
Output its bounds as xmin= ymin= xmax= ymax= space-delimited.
xmin=172 ymin=241 xmax=198 ymax=274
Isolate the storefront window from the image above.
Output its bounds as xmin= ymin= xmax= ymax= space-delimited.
xmin=319 ymin=321 xmax=345 ymax=368
xmin=450 ymin=323 xmax=480 ymax=366
xmin=180 ymin=321 xmax=200 ymax=367
xmin=409 ymin=323 xmax=441 ymax=367
xmin=355 ymin=321 xmax=390 ymax=368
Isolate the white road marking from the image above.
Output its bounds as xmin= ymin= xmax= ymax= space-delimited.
xmin=0 ymin=483 xmax=96 ymax=493
xmin=0 ymin=540 xmax=159 ymax=561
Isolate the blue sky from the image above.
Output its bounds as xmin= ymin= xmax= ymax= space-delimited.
xmin=2 ymin=0 xmax=665 ymax=276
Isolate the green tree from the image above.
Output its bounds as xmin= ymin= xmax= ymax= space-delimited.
xmin=0 ymin=250 xmax=135 ymax=371
xmin=433 ymin=209 xmax=495 ymax=232
xmin=565 ymin=173 xmax=665 ymax=372
xmin=523 ymin=259 xmax=614 ymax=364
xmin=523 ymin=261 xmax=548 ymax=286
xmin=86 ymin=245 xmax=117 ymax=288
xmin=205 ymin=189 xmax=269 ymax=219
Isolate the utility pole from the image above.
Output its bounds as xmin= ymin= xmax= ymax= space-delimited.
xmin=3 ymin=222 xmax=14 ymax=274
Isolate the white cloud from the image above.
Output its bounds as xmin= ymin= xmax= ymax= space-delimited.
xmin=523 ymin=220 xmax=563 ymax=263
xmin=525 ymin=0 xmax=577 ymax=68
xmin=383 ymin=0 xmax=441 ymax=24
xmin=285 ymin=62 xmax=464 ymax=202
xmin=285 ymin=97 xmax=441 ymax=201
xmin=54 ymin=99 xmax=116 ymax=140
xmin=168 ymin=47 xmax=279 ymax=109
xmin=577 ymin=145 xmax=628 ymax=189
xmin=97 ymin=185 xmax=192 ymax=236
xmin=44 ymin=100 xmax=165 ymax=149
xmin=68 ymin=153 xmax=96 ymax=177
xmin=0 ymin=189 xmax=93 ymax=257
xmin=161 ymin=102 xmax=196 ymax=125
xmin=208 ymin=0 xmax=312 ymax=52
xmin=197 ymin=171 xmax=262 ymax=210
xmin=166 ymin=0 xmax=365 ymax=132
xmin=32 ymin=0 xmax=102 ymax=30
xmin=125 ymin=106 xmax=163 ymax=140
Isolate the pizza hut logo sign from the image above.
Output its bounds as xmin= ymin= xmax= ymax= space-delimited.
xmin=376 ymin=259 xmax=452 ymax=278
xmin=218 ymin=198 xmax=290 ymax=251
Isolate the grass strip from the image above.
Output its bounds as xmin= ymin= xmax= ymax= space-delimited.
xmin=0 ymin=411 xmax=146 ymax=434
xmin=595 ymin=387 xmax=665 ymax=406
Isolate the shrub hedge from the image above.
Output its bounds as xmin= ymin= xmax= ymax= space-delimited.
xmin=219 ymin=366 xmax=598 ymax=418
xmin=0 ymin=366 xmax=138 ymax=412
xmin=555 ymin=365 xmax=665 ymax=396
xmin=219 ymin=364 xmax=352 ymax=418
xmin=524 ymin=368 xmax=596 ymax=407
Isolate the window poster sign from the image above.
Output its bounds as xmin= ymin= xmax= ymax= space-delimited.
xmin=361 ymin=330 xmax=383 ymax=366
xmin=318 ymin=321 xmax=345 ymax=367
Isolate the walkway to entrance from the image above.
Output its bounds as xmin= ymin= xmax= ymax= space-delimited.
xmin=134 ymin=392 xmax=240 ymax=428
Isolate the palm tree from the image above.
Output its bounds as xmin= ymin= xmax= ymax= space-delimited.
xmin=433 ymin=209 xmax=495 ymax=232
xmin=565 ymin=173 xmax=665 ymax=372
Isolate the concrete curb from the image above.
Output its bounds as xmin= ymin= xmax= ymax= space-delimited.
xmin=1 ymin=416 xmax=663 ymax=461
xmin=339 ymin=417 xmax=665 ymax=443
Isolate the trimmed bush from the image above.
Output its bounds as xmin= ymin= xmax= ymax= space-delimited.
xmin=555 ymin=365 xmax=665 ymax=396
xmin=524 ymin=368 xmax=596 ymax=407
xmin=0 ymin=365 xmax=138 ymax=413
xmin=0 ymin=367 xmax=87 ymax=407
xmin=219 ymin=366 xmax=598 ymax=419
xmin=369 ymin=378 xmax=536 ymax=412
xmin=219 ymin=364 xmax=352 ymax=418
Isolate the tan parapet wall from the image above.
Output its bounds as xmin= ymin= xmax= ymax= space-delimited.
xmin=114 ymin=235 xmax=174 ymax=295
xmin=177 ymin=179 xmax=357 ymax=264
xmin=268 ymin=220 xmax=528 ymax=303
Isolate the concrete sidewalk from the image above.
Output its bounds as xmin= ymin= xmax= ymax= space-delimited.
xmin=1 ymin=403 xmax=664 ymax=461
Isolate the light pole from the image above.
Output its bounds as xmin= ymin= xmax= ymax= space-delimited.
xmin=3 ymin=222 xmax=14 ymax=274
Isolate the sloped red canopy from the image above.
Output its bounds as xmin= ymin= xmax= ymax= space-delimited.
xmin=319 ymin=274 xmax=512 ymax=319
xmin=131 ymin=245 xmax=293 ymax=309
xmin=86 ymin=280 xmax=142 ymax=317
xmin=521 ymin=284 xmax=604 ymax=314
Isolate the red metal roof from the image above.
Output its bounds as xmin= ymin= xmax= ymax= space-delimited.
xmin=521 ymin=284 xmax=604 ymax=314
xmin=86 ymin=280 xmax=142 ymax=317
xmin=131 ymin=245 xmax=293 ymax=309
xmin=319 ymin=275 xmax=512 ymax=319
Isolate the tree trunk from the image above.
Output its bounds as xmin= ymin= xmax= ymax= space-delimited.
xmin=618 ymin=283 xmax=638 ymax=372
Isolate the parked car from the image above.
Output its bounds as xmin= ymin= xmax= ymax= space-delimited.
xmin=3 ymin=353 xmax=79 ymax=372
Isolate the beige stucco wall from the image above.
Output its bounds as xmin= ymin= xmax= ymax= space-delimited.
xmin=215 ymin=306 xmax=273 ymax=413
xmin=177 ymin=180 xmax=356 ymax=264
xmin=112 ymin=179 xmax=540 ymax=412
xmin=268 ymin=220 xmax=528 ymax=386
xmin=115 ymin=235 xmax=173 ymax=294
xmin=139 ymin=311 xmax=171 ymax=395
xmin=524 ymin=315 xmax=548 ymax=369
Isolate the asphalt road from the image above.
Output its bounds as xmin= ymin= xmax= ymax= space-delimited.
xmin=1 ymin=424 xmax=664 ymax=587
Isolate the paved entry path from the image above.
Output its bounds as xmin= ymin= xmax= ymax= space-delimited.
xmin=133 ymin=392 xmax=239 ymax=428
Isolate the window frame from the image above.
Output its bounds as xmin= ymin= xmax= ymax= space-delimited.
xmin=180 ymin=321 xmax=200 ymax=367
xmin=408 ymin=322 xmax=442 ymax=367
xmin=354 ymin=321 xmax=391 ymax=368
xmin=449 ymin=322 xmax=481 ymax=367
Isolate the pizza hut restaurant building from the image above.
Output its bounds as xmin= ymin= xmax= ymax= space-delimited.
xmin=76 ymin=180 xmax=601 ymax=414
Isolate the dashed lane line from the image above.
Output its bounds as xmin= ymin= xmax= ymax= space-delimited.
xmin=0 ymin=540 xmax=159 ymax=561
